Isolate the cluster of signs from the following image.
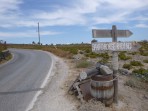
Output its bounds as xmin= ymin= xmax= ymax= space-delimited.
xmin=91 ymin=27 xmax=140 ymax=52
xmin=91 ymin=25 xmax=141 ymax=103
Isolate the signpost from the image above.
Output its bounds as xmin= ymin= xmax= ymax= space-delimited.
xmin=92 ymin=25 xmax=140 ymax=104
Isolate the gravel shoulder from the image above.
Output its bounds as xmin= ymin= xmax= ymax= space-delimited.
xmin=31 ymin=54 xmax=78 ymax=111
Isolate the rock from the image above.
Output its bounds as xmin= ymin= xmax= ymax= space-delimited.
xmin=119 ymin=68 xmax=131 ymax=75
xmin=73 ymin=54 xmax=84 ymax=60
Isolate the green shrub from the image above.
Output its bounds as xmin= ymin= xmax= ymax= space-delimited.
xmin=76 ymin=61 xmax=91 ymax=68
xmin=69 ymin=49 xmax=78 ymax=54
xmin=119 ymin=52 xmax=131 ymax=60
xmin=100 ymin=53 xmax=110 ymax=59
xmin=132 ymin=68 xmax=148 ymax=74
xmin=140 ymin=51 xmax=148 ymax=56
xmin=139 ymin=41 xmax=148 ymax=56
xmin=128 ymin=52 xmax=138 ymax=55
xmin=98 ymin=59 xmax=108 ymax=64
xmin=85 ymin=49 xmax=91 ymax=53
xmin=124 ymin=79 xmax=137 ymax=88
xmin=143 ymin=59 xmax=148 ymax=63
xmin=123 ymin=64 xmax=132 ymax=70
xmin=132 ymin=68 xmax=148 ymax=82
xmin=85 ymin=52 xmax=99 ymax=58
xmin=130 ymin=60 xmax=143 ymax=66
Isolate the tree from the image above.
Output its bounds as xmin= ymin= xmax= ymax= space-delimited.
xmin=91 ymin=39 xmax=97 ymax=43
xmin=32 ymin=41 xmax=36 ymax=45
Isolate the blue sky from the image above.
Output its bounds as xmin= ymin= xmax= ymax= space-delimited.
xmin=0 ymin=0 xmax=148 ymax=44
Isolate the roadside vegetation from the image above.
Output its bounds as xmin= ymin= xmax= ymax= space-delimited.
xmin=143 ymin=59 xmax=148 ymax=63
xmin=8 ymin=41 xmax=148 ymax=82
xmin=0 ymin=53 xmax=12 ymax=64
xmin=139 ymin=40 xmax=148 ymax=56
xmin=123 ymin=63 xmax=132 ymax=70
xmin=118 ymin=52 xmax=131 ymax=60
xmin=76 ymin=60 xmax=92 ymax=68
xmin=0 ymin=41 xmax=12 ymax=64
xmin=0 ymin=41 xmax=7 ymax=52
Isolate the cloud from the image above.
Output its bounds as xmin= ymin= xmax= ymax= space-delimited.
xmin=93 ymin=12 xmax=129 ymax=24
xmin=0 ymin=30 xmax=61 ymax=38
xmin=103 ymin=0 xmax=148 ymax=10
xmin=24 ymin=0 xmax=148 ymax=27
xmin=129 ymin=16 xmax=148 ymax=21
xmin=0 ymin=0 xmax=23 ymax=14
xmin=0 ymin=0 xmax=148 ymax=28
xmin=135 ymin=24 xmax=148 ymax=28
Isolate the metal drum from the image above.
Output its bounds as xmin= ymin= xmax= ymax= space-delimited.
xmin=90 ymin=74 xmax=114 ymax=106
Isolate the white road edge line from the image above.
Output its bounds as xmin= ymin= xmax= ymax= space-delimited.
xmin=25 ymin=51 xmax=54 ymax=111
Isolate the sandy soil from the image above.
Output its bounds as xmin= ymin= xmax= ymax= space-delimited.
xmin=31 ymin=53 xmax=148 ymax=111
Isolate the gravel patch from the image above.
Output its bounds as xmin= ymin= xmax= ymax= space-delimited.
xmin=31 ymin=54 xmax=77 ymax=111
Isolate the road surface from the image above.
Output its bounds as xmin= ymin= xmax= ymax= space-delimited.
xmin=0 ymin=49 xmax=53 ymax=111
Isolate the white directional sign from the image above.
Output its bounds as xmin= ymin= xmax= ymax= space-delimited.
xmin=92 ymin=29 xmax=133 ymax=38
xmin=92 ymin=42 xmax=140 ymax=52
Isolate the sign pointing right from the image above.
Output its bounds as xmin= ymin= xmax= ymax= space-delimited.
xmin=116 ymin=30 xmax=133 ymax=37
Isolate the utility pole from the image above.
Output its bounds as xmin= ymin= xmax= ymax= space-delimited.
xmin=38 ymin=22 xmax=40 ymax=45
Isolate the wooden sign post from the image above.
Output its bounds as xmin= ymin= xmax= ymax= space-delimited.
xmin=92 ymin=25 xmax=138 ymax=103
xmin=112 ymin=25 xmax=118 ymax=104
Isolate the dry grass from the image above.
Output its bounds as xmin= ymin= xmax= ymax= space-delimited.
xmin=0 ymin=53 xmax=12 ymax=64
xmin=8 ymin=44 xmax=73 ymax=59
xmin=124 ymin=76 xmax=148 ymax=91
xmin=78 ymin=99 xmax=108 ymax=111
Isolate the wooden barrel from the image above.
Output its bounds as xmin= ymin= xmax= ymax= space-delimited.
xmin=90 ymin=74 xmax=114 ymax=106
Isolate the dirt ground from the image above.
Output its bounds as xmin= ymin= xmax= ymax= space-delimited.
xmin=31 ymin=54 xmax=148 ymax=111
xmin=65 ymin=59 xmax=148 ymax=111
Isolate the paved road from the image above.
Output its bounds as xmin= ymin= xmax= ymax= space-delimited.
xmin=0 ymin=49 xmax=52 ymax=111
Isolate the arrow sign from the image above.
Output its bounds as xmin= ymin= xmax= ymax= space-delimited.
xmin=92 ymin=42 xmax=140 ymax=52
xmin=92 ymin=29 xmax=133 ymax=38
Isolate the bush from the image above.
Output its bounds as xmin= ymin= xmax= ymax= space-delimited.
xmin=119 ymin=52 xmax=131 ymax=60
xmin=130 ymin=60 xmax=143 ymax=66
xmin=101 ymin=53 xmax=110 ymax=60
xmin=69 ymin=49 xmax=78 ymax=54
xmin=132 ymin=68 xmax=148 ymax=82
xmin=139 ymin=41 xmax=148 ymax=56
xmin=85 ymin=49 xmax=91 ymax=53
xmin=140 ymin=51 xmax=148 ymax=56
xmin=132 ymin=68 xmax=148 ymax=74
xmin=0 ymin=44 xmax=7 ymax=52
xmin=76 ymin=61 xmax=91 ymax=68
xmin=98 ymin=59 xmax=108 ymax=64
xmin=85 ymin=52 xmax=99 ymax=58
xmin=124 ymin=78 xmax=146 ymax=89
xmin=124 ymin=79 xmax=137 ymax=88
xmin=123 ymin=64 xmax=132 ymax=70
xmin=143 ymin=59 xmax=148 ymax=63
xmin=128 ymin=52 xmax=138 ymax=55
